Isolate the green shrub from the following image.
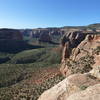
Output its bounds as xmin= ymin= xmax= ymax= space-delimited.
xmin=0 ymin=64 xmax=29 ymax=88
xmin=9 ymin=48 xmax=61 ymax=65
xmin=9 ymin=48 xmax=46 ymax=64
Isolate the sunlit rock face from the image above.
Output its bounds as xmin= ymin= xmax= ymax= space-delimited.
xmin=72 ymin=34 xmax=100 ymax=61
xmin=67 ymin=84 xmax=100 ymax=100
xmin=60 ymin=33 xmax=100 ymax=77
xmin=61 ymin=31 xmax=86 ymax=62
xmin=38 ymin=73 xmax=100 ymax=100
xmin=61 ymin=31 xmax=86 ymax=48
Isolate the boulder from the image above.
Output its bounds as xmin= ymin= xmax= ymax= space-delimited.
xmin=38 ymin=73 xmax=100 ymax=100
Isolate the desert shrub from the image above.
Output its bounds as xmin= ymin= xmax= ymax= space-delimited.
xmin=9 ymin=48 xmax=46 ymax=64
xmin=0 ymin=74 xmax=64 ymax=100
xmin=0 ymin=64 xmax=30 ymax=88
xmin=93 ymin=46 xmax=100 ymax=55
xmin=67 ymin=55 xmax=94 ymax=74
xmin=79 ymin=85 xmax=88 ymax=90
xmin=0 ymin=52 xmax=14 ymax=64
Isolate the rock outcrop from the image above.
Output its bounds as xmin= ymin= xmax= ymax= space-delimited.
xmin=38 ymin=33 xmax=100 ymax=100
xmin=72 ymin=34 xmax=100 ymax=61
xmin=61 ymin=31 xmax=86 ymax=47
xmin=21 ymin=28 xmax=63 ymax=39
xmin=67 ymin=84 xmax=100 ymax=100
xmin=61 ymin=34 xmax=100 ymax=77
xmin=0 ymin=29 xmax=34 ymax=53
xmin=38 ymin=72 xmax=100 ymax=100
xmin=32 ymin=28 xmax=64 ymax=38
xmin=61 ymin=31 xmax=86 ymax=62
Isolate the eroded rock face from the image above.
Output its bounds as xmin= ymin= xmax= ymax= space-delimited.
xmin=72 ymin=34 xmax=100 ymax=61
xmin=0 ymin=29 xmax=23 ymax=40
xmin=38 ymin=73 xmax=100 ymax=100
xmin=38 ymin=33 xmax=100 ymax=100
xmin=61 ymin=31 xmax=86 ymax=48
xmin=61 ymin=31 xmax=86 ymax=62
xmin=38 ymin=31 xmax=52 ymax=43
xmin=61 ymin=34 xmax=100 ymax=77
xmin=31 ymin=28 xmax=64 ymax=38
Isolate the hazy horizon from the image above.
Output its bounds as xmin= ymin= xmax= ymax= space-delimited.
xmin=0 ymin=0 xmax=100 ymax=29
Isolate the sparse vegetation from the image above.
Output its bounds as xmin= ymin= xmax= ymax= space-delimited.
xmin=0 ymin=73 xmax=64 ymax=100
xmin=79 ymin=85 xmax=88 ymax=90
xmin=0 ymin=39 xmax=62 ymax=100
xmin=67 ymin=55 xmax=94 ymax=74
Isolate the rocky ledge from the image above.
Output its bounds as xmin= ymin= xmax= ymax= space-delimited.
xmin=38 ymin=32 xmax=100 ymax=100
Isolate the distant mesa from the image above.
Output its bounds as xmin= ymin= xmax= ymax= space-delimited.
xmin=0 ymin=28 xmax=23 ymax=40
xmin=38 ymin=31 xmax=52 ymax=43
xmin=20 ymin=28 xmax=64 ymax=39
xmin=0 ymin=29 xmax=33 ymax=53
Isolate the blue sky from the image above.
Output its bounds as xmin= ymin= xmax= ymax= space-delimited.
xmin=0 ymin=0 xmax=100 ymax=28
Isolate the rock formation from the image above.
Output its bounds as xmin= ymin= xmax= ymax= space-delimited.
xmin=72 ymin=34 xmax=100 ymax=61
xmin=0 ymin=29 xmax=23 ymax=40
xmin=38 ymin=33 xmax=100 ymax=100
xmin=38 ymin=71 xmax=100 ymax=100
xmin=38 ymin=31 xmax=52 ymax=43
xmin=0 ymin=29 xmax=33 ymax=53
xmin=61 ymin=31 xmax=86 ymax=48
xmin=61 ymin=31 xmax=86 ymax=61
xmin=20 ymin=28 xmax=64 ymax=41
xmin=61 ymin=34 xmax=100 ymax=77
xmin=32 ymin=28 xmax=64 ymax=38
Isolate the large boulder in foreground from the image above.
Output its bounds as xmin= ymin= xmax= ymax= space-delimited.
xmin=38 ymin=72 xmax=100 ymax=100
xmin=67 ymin=84 xmax=100 ymax=100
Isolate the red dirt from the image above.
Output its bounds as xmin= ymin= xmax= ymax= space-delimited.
xmin=28 ymin=67 xmax=61 ymax=85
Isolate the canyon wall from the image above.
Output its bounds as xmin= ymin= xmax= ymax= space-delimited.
xmin=38 ymin=32 xmax=100 ymax=100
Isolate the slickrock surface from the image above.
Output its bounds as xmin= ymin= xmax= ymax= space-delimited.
xmin=67 ymin=84 xmax=100 ymax=100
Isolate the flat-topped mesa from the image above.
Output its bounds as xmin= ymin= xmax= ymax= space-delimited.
xmin=0 ymin=29 xmax=23 ymax=40
xmin=31 ymin=28 xmax=64 ymax=38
